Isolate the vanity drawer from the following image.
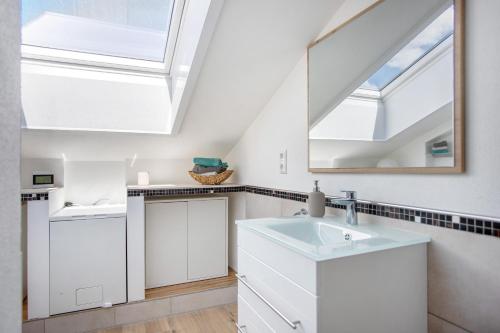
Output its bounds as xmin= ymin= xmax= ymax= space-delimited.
xmin=238 ymin=228 xmax=317 ymax=294
xmin=237 ymin=295 xmax=273 ymax=333
xmin=238 ymin=248 xmax=317 ymax=332
xmin=239 ymin=280 xmax=309 ymax=333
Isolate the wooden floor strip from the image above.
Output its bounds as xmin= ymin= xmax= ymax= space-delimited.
xmin=145 ymin=268 xmax=236 ymax=300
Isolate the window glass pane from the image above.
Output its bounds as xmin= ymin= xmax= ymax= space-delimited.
xmin=360 ymin=5 xmax=454 ymax=90
xmin=22 ymin=0 xmax=174 ymax=62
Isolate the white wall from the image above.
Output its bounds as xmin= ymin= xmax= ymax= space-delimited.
xmin=226 ymin=0 xmax=500 ymax=218
xmin=125 ymin=158 xmax=196 ymax=185
xmin=0 ymin=0 xmax=21 ymax=331
xmin=21 ymin=62 xmax=171 ymax=133
xmin=64 ymin=161 xmax=126 ymax=205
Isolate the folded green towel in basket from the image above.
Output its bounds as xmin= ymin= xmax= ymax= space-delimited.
xmin=193 ymin=157 xmax=228 ymax=168
xmin=192 ymin=164 xmax=227 ymax=174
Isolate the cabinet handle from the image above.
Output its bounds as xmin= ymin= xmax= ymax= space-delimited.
xmin=236 ymin=274 xmax=300 ymax=329
xmin=236 ymin=323 xmax=247 ymax=333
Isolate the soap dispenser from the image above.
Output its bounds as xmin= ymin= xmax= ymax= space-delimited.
xmin=308 ymin=180 xmax=325 ymax=217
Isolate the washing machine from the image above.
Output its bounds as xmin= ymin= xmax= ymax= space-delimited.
xmin=49 ymin=204 xmax=127 ymax=315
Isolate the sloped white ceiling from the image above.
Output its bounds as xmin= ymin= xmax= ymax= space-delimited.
xmin=22 ymin=0 xmax=345 ymax=161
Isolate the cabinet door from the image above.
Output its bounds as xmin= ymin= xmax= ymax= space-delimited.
xmin=187 ymin=199 xmax=227 ymax=280
xmin=50 ymin=217 xmax=126 ymax=315
xmin=146 ymin=201 xmax=187 ymax=288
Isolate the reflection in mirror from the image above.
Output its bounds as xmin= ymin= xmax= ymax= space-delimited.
xmin=308 ymin=0 xmax=463 ymax=172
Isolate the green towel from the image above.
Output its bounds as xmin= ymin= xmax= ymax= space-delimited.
xmin=432 ymin=149 xmax=449 ymax=155
xmin=193 ymin=157 xmax=228 ymax=168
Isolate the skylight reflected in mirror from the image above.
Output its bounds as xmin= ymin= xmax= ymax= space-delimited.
xmin=22 ymin=0 xmax=175 ymax=62
xmin=361 ymin=5 xmax=454 ymax=91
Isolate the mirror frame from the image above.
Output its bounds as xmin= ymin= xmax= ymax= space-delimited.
xmin=307 ymin=0 xmax=465 ymax=174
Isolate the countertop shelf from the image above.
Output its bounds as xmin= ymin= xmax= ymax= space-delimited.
xmin=127 ymin=183 xmax=243 ymax=190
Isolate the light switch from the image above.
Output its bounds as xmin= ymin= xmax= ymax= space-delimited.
xmin=280 ymin=149 xmax=287 ymax=174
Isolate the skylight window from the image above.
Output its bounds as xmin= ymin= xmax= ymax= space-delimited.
xmin=21 ymin=0 xmax=182 ymax=71
xmin=360 ymin=5 xmax=454 ymax=91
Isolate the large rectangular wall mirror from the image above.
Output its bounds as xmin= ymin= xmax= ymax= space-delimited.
xmin=308 ymin=0 xmax=464 ymax=173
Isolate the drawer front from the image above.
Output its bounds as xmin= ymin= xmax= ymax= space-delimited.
xmin=238 ymin=295 xmax=274 ymax=333
xmin=238 ymin=248 xmax=317 ymax=332
xmin=238 ymin=247 xmax=317 ymax=329
xmin=239 ymin=280 xmax=309 ymax=333
xmin=238 ymin=228 xmax=317 ymax=294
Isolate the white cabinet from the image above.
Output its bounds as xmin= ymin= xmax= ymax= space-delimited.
xmin=146 ymin=201 xmax=188 ymax=288
xmin=145 ymin=198 xmax=228 ymax=288
xmin=188 ymin=199 xmax=227 ymax=280
xmin=237 ymin=227 xmax=428 ymax=333
xmin=50 ymin=217 xmax=126 ymax=315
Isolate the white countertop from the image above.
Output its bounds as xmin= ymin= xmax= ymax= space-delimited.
xmin=237 ymin=216 xmax=431 ymax=262
xmin=21 ymin=187 xmax=61 ymax=194
xmin=50 ymin=204 xmax=126 ymax=221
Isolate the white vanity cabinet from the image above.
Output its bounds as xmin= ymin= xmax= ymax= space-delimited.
xmin=145 ymin=197 xmax=228 ymax=288
xmin=237 ymin=225 xmax=428 ymax=333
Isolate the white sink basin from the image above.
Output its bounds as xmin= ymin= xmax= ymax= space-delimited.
xmin=236 ymin=216 xmax=430 ymax=261
xmin=268 ymin=221 xmax=372 ymax=245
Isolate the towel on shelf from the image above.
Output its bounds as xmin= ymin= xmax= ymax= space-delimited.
xmin=431 ymin=140 xmax=449 ymax=155
xmin=432 ymin=149 xmax=450 ymax=155
xmin=432 ymin=140 xmax=448 ymax=149
xmin=432 ymin=147 xmax=449 ymax=152
xmin=193 ymin=157 xmax=228 ymax=168
xmin=192 ymin=164 xmax=227 ymax=175
xmin=200 ymin=171 xmax=218 ymax=176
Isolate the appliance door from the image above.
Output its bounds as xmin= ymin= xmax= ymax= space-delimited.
xmin=50 ymin=216 xmax=126 ymax=315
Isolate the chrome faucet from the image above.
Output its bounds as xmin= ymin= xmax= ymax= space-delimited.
xmin=293 ymin=208 xmax=309 ymax=216
xmin=331 ymin=190 xmax=358 ymax=226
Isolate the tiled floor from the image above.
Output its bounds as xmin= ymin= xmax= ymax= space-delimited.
xmin=23 ymin=268 xmax=236 ymax=322
xmin=23 ymin=272 xmax=237 ymax=332
xmin=92 ymin=303 xmax=237 ymax=333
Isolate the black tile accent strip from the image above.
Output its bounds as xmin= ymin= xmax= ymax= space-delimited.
xmin=245 ymin=185 xmax=308 ymax=203
xmin=127 ymin=185 xmax=246 ymax=198
xmin=346 ymin=199 xmax=500 ymax=239
xmin=21 ymin=192 xmax=49 ymax=202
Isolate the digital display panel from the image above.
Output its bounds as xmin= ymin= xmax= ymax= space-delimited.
xmin=33 ymin=174 xmax=54 ymax=185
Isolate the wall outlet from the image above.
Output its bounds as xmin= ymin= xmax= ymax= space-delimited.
xmin=280 ymin=149 xmax=287 ymax=174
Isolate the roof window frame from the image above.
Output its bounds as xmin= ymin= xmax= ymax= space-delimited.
xmin=20 ymin=0 xmax=185 ymax=75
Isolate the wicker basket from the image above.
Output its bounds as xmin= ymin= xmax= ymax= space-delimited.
xmin=188 ymin=169 xmax=233 ymax=185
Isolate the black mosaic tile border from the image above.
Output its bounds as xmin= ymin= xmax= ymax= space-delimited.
xmin=332 ymin=199 xmax=500 ymax=238
xmin=245 ymin=185 xmax=308 ymax=202
xmin=127 ymin=185 xmax=246 ymax=198
xmin=127 ymin=185 xmax=308 ymax=202
xmin=21 ymin=192 xmax=49 ymax=202
xmin=123 ymin=184 xmax=500 ymax=239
